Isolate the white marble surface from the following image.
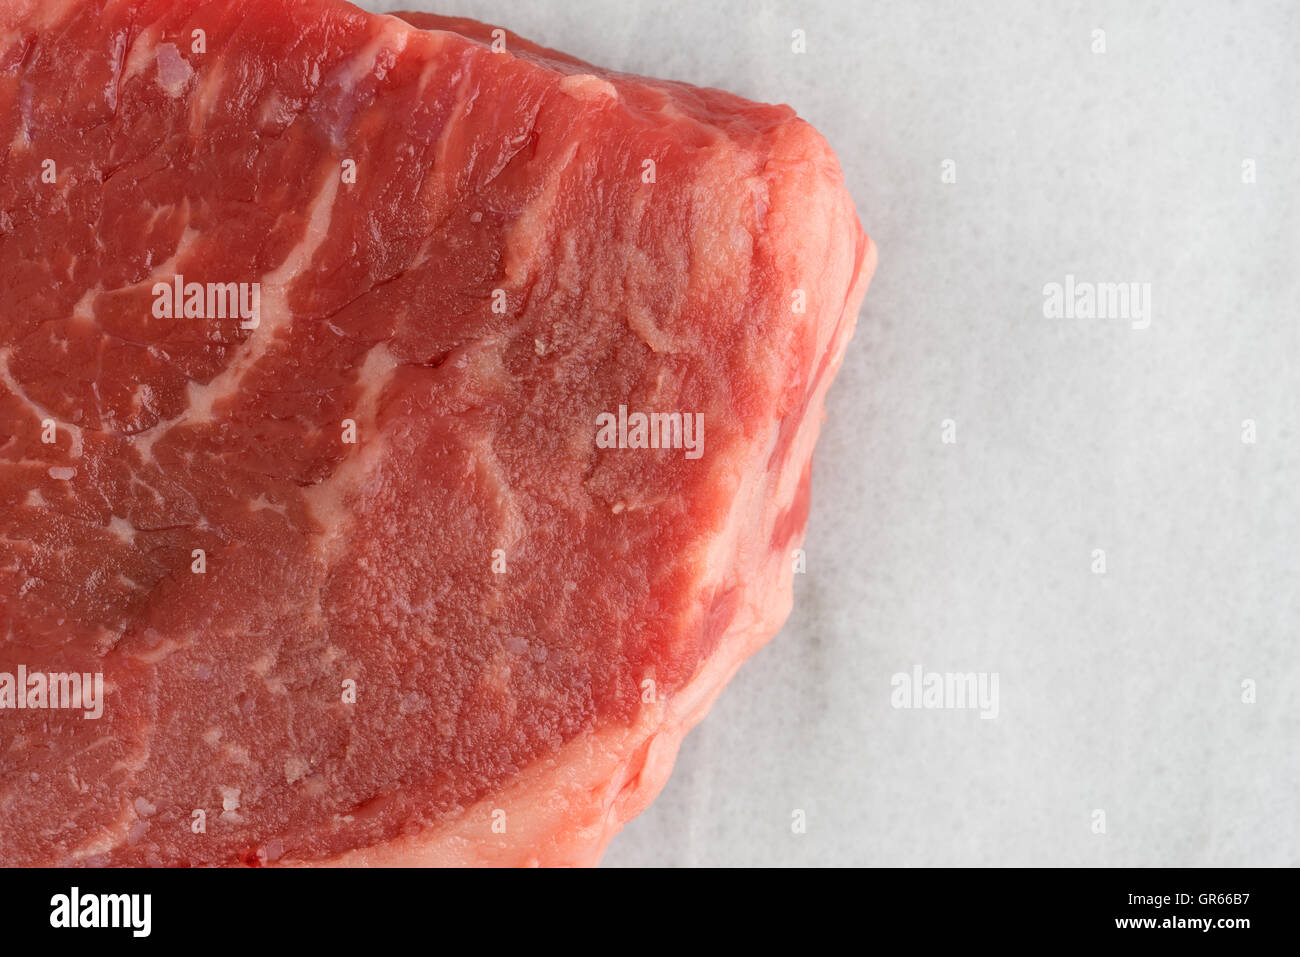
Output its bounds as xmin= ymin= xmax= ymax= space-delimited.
xmin=371 ymin=0 xmax=1300 ymax=866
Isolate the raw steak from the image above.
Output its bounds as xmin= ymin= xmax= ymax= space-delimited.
xmin=0 ymin=0 xmax=875 ymax=866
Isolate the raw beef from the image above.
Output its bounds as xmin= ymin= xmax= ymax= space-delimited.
xmin=0 ymin=0 xmax=875 ymax=866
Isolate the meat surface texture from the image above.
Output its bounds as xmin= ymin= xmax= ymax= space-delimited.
xmin=0 ymin=0 xmax=875 ymax=866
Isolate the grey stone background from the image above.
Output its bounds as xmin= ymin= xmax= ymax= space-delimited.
xmin=373 ymin=0 xmax=1300 ymax=866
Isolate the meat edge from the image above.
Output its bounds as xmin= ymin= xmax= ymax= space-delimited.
xmin=307 ymin=223 xmax=877 ymax=867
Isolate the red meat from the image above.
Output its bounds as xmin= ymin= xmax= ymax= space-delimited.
xmin=0 ymin=0 xmax=875 ymax=865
